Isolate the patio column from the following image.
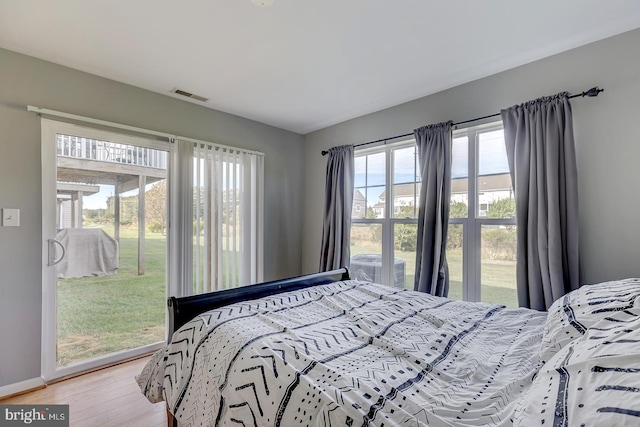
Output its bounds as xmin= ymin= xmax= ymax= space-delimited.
xmin=138 ymin=175 xmax=146 ymax=276
xmin=77 ymin=191 xmax=84 ymax=229
xmin=114 ymin=181 xmax=121 ymax=242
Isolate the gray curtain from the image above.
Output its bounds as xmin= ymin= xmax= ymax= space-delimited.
xmin=319 ymin=145 xmax=355 ymax=272
xmin=501 ymin=93 xmax=580 ymax=310
xmin=414 ymin=122 xmax=452 ymax=296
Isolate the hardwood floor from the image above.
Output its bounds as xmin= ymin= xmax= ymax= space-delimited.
xmin=1 ymin=356 xmax=167 ymax=427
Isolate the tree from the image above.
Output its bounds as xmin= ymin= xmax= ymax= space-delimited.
xmin=83 ymin=208 xmax=108 ymax=225
xmin=449 ymin=201 xmax=467 ymax=218
xmin=107 ymin=194 xmax=137 ymax=225
xmin=446 ymin=202 xmax=467 ymax=250
xmin=146 ymin=180 xmax=167 ymax=234
xmin=361 ymin=206 xmax=378 ymax=219
xmin=481 ymin=198 xmax=517 ymax=259
xmin=105 ymin=195 xmax=115 ymax=221
xmin=482 ymin=228 xmax=517 ymax=260
xmin=394 ymin=204 xmax=417 ymax=252
xmin=487 ymin=198 xmax=516 ymax=219
xmin=121 ymin=196 xmax=138 ymax=225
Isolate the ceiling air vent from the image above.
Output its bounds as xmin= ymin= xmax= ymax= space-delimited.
xmin=171 ymin=88 xmax=209 ymax=103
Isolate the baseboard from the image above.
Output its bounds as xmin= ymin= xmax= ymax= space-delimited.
xmin=0 ymin=377 xmax=45 ymax=400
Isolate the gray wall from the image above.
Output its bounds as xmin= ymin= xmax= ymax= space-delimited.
xmin=0 ymin=48 xmax=304 ymax=387
xmin=303 ymin=29 xmax=640 ymax=286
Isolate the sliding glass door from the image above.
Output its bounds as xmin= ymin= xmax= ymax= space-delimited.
xmin=41 ymin=119 xmax=171 ymax=380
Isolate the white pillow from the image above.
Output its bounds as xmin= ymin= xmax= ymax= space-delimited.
xmin=515 ymin=306 xmax=640 ymax=426
xmin=539 ymin=278 xmax=640 ymax=362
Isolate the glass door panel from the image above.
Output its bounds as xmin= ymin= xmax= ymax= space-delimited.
xmin=43 ymin=121 xmax=169 ymax=379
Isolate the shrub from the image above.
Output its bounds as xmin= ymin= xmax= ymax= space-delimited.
xmin=487 ymin=198 xmax=516 ymax=219
xmin=148 ymin=222 xmax=165 ymax=234
xmin=482 ymin=227 xmax=517 ymax=260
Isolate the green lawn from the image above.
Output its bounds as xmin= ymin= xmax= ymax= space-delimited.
xmin=58 ymin=226 xmax=517 ymax=367
xmin=56 ymin=227 xmax=166 ymax=367
xmin=350 ymin=230 xmax=518 ymax=307
xmin=56 ymin=226 xmax=242 ymax=367
xmin=446 ymin=250 xmax=518 ymax=307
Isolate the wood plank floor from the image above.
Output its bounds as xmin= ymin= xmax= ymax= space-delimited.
xmin=0 ymin=356 xmax=167 ymax=427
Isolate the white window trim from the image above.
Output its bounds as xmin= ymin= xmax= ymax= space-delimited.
xmin=451 ymin=122 xmax=516 ymax=303
xmin=40 ymin=119 xmax=173 ymax=381
xmin=352 ymin=139 xmax=418 ymax=287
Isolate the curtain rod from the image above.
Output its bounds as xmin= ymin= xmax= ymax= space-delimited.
xmin=321 ymin=86 xmax=603 ymax=156
xmin=27 ymin=105 xmax=265 ymax=157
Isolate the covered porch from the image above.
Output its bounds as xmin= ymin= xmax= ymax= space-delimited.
xmin=56 ymin=135 xmax=167 ymax=276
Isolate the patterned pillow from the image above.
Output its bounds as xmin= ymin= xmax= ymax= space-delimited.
xmin=515 ymin=306 xmax=640 ymax=426
xmin=539 ymin=278 xmax=640 ymax=363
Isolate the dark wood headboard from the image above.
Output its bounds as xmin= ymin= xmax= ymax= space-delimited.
xmin=166 ymin=267 xmax=350 ymax=342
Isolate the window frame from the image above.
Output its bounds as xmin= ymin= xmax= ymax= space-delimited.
xmin=352 ymin=139 xmax=419 ymax=288
xmin=450 ymin=121 xmax=516 ymax=303
xmin=41 ymin=118 xmax=173 ymax=381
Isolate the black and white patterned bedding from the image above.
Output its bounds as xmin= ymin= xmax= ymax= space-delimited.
xmin=137 ymin=280 xmax=547 ymax=426
xmin=515 ymin=278 xmax=640 ymax=426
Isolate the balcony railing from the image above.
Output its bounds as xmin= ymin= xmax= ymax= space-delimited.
xmin=56 ymin=134 xmax=167 ymax=170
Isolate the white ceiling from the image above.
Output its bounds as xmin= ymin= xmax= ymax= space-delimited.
xmin=1 ymin=1 xmax=639 ymax=134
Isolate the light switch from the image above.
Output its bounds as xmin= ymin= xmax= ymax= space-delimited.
xmin=2 ymin=208 xmax=20 ymax=227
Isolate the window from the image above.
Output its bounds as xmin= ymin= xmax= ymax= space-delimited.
xmin=348 ymin=124 xmax=516 ymax=306
xmin=191 ymin=143 xmax=264 ymax=294
xmin=350 ymin=141 xmax=419 ymax=289
xmin=448 ymin=123 xmax=517 ymax=306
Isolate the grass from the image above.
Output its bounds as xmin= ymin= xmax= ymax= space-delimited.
xmin=56 ymin=226 xmax=243 ymax=366
xmin=57 ymin=225 xmax=517 ymax=367
xmin=446 ymin=252 xmax=518 ymax=307
xmin=350 ymin=225 xmax=518 ymax=307
xmin=56 ymin=227 xmax=166 ymax=367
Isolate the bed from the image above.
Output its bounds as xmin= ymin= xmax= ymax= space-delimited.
xmin=137 ymin=268 xmax=640 ymax=426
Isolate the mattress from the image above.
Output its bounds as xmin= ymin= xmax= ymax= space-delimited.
xmin=138 ymin=280 xmax=547 ymax=426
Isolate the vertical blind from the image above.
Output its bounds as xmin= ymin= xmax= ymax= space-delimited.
xmin=192 ymin=143 xmax=264 ymax=293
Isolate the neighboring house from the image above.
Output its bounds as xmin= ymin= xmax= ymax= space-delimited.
xmin=366 ymin=201 xmax=383 ymax=217
xmin=351 ymin=189 xmax=366 ymax=218
xmin=371 ymin=174 xmax=513 ymax=217
xmin=378 ymin=184 xmax=419 ymax=216
xmin=452 ymin=173 xmax=513 ymax=216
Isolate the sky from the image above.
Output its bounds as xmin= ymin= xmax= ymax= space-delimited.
xmin=81 ymin=184 xmax=154 ymax=210
xmin=355 ymin=130 xmax=511 ymax=207
xmin=355 ymin=130 xmax=509 ymax=183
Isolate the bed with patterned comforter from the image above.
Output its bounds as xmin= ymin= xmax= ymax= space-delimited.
xmin=137 ymin=278 xmax=640 ymax=426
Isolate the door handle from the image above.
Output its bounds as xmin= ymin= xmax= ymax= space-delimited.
xmin=48 ymin=238 xmax=66 ymax=266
